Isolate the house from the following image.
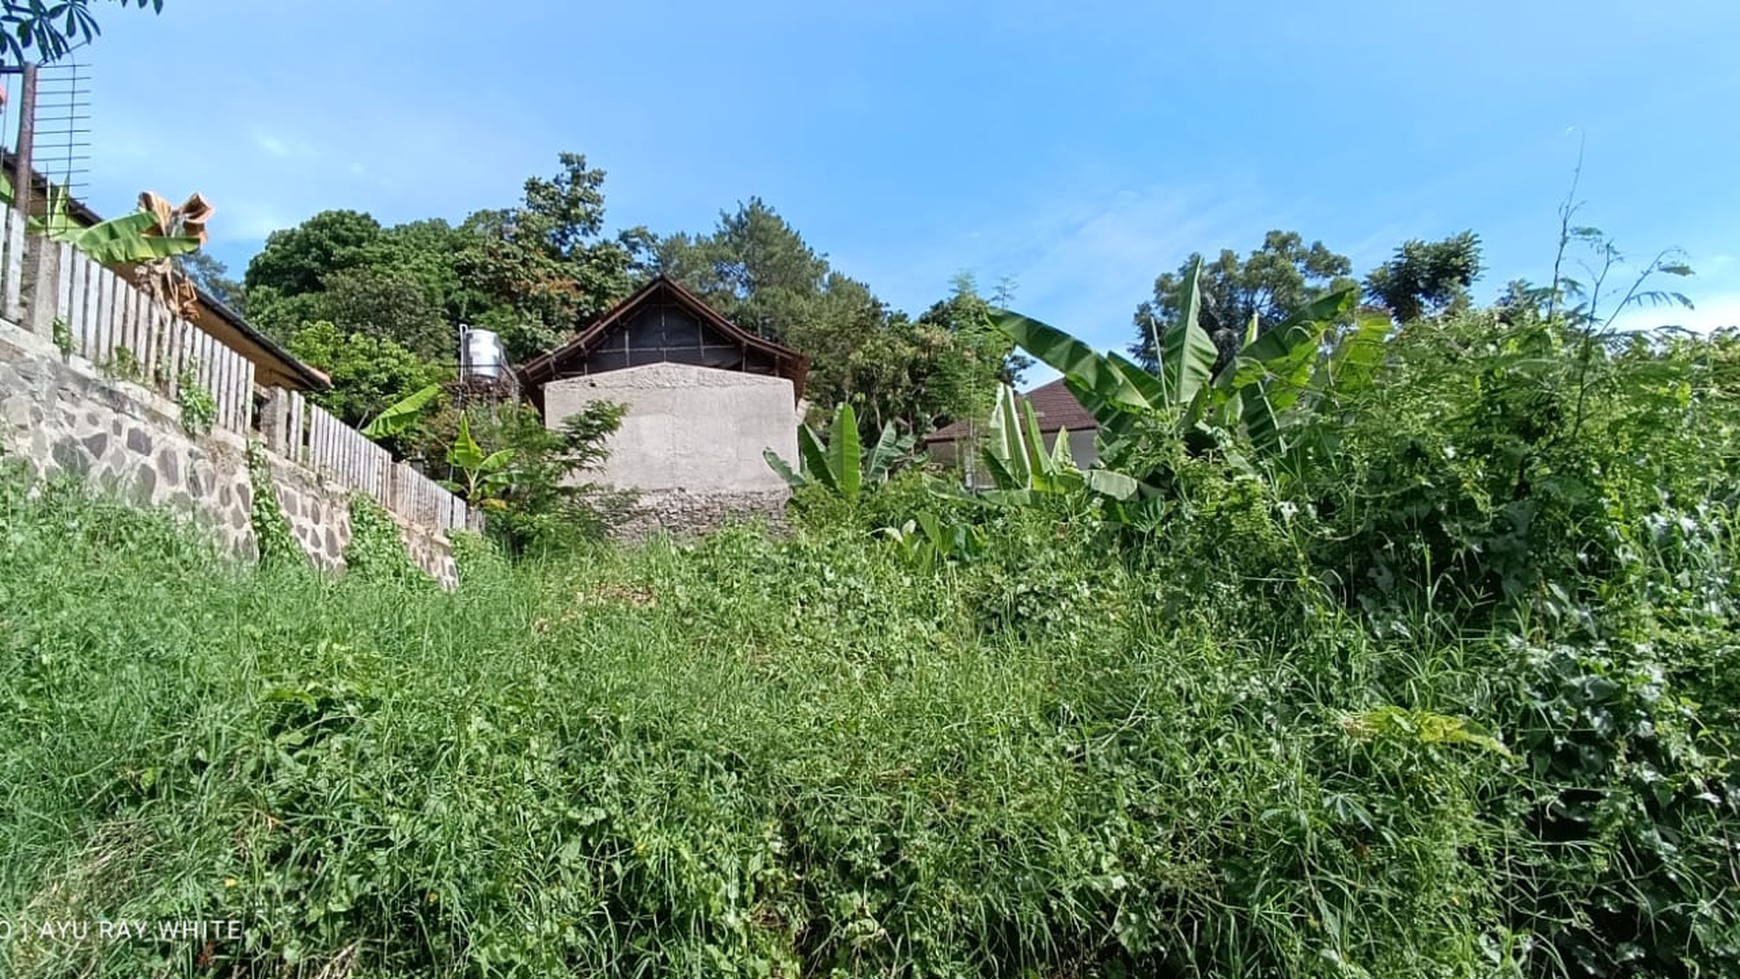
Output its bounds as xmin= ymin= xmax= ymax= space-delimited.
xmin=3 ymin=163 xmax=329 ymax=393
xmin=519 ymin=276 xmax=811 ymax=535
xmin=924 ymin=377 xmax=1099 ymax=484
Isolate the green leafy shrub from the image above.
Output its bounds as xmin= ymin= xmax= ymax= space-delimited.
xmin=175 ymin=365 xmax=218 ymax=435
xmin=342 ymin=495 xmax=431 ymax=587
xmin=246 ymin=439 xmax=303 ymax=568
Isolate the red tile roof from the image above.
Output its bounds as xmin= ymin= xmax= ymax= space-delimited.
xmin=923 ymin=377 xmax=1098 ymax=443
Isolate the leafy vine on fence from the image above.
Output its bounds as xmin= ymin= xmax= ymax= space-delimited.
xmin=177 ymin=362 xmax=217 ymax=435
xmin=246 ymin=439 xmax=302 ymax=568
xmin=343 ymin=495 xmax=430 ymax=587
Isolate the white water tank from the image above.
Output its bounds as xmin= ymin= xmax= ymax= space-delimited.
xmin=460 ymin=327 xmax=508 ymax=382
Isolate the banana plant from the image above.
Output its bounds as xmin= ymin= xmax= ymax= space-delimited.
xmin=971 ymin=382 xmax=1138 ymax=505
xmin=361 ymin=383 xmax=443 ymax=440
xmin=764 ymin=402 xmax=915 ymax=503
xmin=0 ymin=178 xmax=202 ymax=263
xmin=881 ymin=512 xmax=987 ymax=573
xmin=441 ymin=414 xmax=517 ymax=506
xmin=997 ymin=257 xmax=1384 ymax=467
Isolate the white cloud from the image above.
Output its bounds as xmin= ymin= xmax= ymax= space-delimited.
xmin=252 ymin=133 xmax=314 ymax=160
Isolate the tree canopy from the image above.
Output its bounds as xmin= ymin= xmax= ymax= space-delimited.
xmin=657 ymin=200 xmax=1017 ymax=438
xmin=1129 ymin=230 xmax=1356 ymax=372
xmin=1 ymin=0 xmax=160 ymax=66
xmin=1364 ymin=231 xmax=1484 ymax=323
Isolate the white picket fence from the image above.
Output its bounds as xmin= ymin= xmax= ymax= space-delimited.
xmin=49 ymin=241 xmax=256 ymax=435
xmin=262 ymin=388 xmax=473 ymax=533
xmin=0 ymin=216 xmax=476 ymax=536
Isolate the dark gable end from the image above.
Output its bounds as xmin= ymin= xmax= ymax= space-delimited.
xmin=519 ymin=277 xmax=810 ymax=407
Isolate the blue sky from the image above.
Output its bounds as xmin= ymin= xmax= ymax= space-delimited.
xmin=58 ymin=0 xmax=1740 ymax=355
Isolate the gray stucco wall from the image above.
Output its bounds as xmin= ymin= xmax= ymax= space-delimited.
xmin=0 ymin=319 xmax=458 ymax=585
xmin=544 ymin=362 xmax=799 ymax=536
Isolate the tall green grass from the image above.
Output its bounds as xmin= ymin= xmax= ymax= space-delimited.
xmin=3 ymin=459 xmax=1732 ymax=977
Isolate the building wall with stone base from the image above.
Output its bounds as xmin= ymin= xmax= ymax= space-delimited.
xmin=0 ymin=319 xmax=458 ymax=585
xmin=544 ymin=362 xmax=799 ymax=538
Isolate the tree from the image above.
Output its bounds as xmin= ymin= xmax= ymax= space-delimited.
xmin=458 ymin=154 xmax=653 ymax=360
xmin=243 ymin=209 xmax=386 ymax=298
xmin=315 ymin=266 xmax=451 ymax=361
xmin=657 ymin=198 xmax=830 ymax=342
xmin=174 ymin=251 xmax=243 ymax=310
xmin=1364 ymin=231 xmax=1483 ymax=323
xmin=285 ymin=321 xmax=450 ymax=432
xmin=1 ymin=0 xmax=160 ymax=65
xmin=1129 ymin=230 xmax=1355 ymax=372
xmin=659 ymin=203 xmax=1016 ymax=440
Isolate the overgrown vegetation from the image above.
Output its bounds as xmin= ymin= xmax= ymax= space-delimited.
xmin=174 ymin=364 xmax=217 ymax=435
xmin=245 ymin=439 xmax=301 ymax=569
xmin=3 ymin=269 xmax=1738 ymax=975
xmin=341 ymin=495 xmax=429 ymax=588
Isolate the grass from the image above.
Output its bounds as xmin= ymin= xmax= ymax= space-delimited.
xmin=0 ymin=466 xmax=1733 ymax=978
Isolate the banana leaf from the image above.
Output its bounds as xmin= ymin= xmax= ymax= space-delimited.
xmin=864 ymin=421 xmax=911 ymax=484
xmin=1160 ymin=259 xmax=1218 ymax=405
xmin=60 ymin=211 xmax=201 ymax=264
xmin=797 ymin=425 xmax=835 ymax=493
xmin=361 ymin=383 xmax=442 ymax=439
xmin=764 ymin=448 xmax=808 ymax=489
xmin=827 ymin=403 xmax=862 ymax=501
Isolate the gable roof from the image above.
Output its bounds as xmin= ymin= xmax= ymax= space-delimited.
xmin=923 ymin=377 xmax=1099 ymax=443
xmin=518 ymin=275 xmax=810 ymax=400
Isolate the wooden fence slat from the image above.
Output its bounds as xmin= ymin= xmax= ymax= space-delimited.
xmin=309 ymin=407 xmax=323 ymax=474
xmin=230 ymin=349 xmax=245 ymax=431
xmin=162 ymin=303 xmax=183 ymax=399
xmin=240 ymin=358 xmax=256 ymax=433
xmin=201 ymin=329 xmax=217 ymax=392
xmin=98 ymin=271 xmax=118 ymax=372
xmin=177 ymin=318 xmax=194 ymax=401
xmin=85 ymin=260 xmax=106 ymax=366
xmin=66 ymin=252 xmax=88 ymax=358
xmin=85 ymin=261 xmax=105 ymax=366
xmin=289 ymin=392 xmax=304 ymax=463
xmin=118 ymin=282 xmax=139 ymax=378
xmin=53 ymin=243 xmax=74 ymax=353
xmin=138 ymin=292 xmax=158 ymax=391
xmin=2 ymin=209 xmax=22 ymax=322
xmin=220 ymin=347 xmax=238 ymax=431
xmin=210 ymin=342 xmax=227 ymax=429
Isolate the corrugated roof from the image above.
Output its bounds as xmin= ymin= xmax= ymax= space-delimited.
xmin=924 ymin=377 xmax=1098 ymax=443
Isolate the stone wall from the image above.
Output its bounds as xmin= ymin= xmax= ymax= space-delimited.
xmin=544 ymin=362 xmax=799 ymax=538
xmin=0 ymin=319 xmax=458 ymax=585
xmin=609 ymin=488 xmax=789 ymax=542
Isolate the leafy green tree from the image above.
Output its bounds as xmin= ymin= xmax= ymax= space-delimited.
xmin=1364 ymin=231 xmax=1483 ymax=323
xmin=457 ymin=154 xmax=653 ymax=360
xmin=660 ymin=205 xmax=1016 ymax=440
xmin=657 ymin=198 xmax=831 ymax=343
xmin=315 ymin=266 xmax=452 ymax=360
xmin=286 ymin=320 xmax=450 ymax=431
xmin=1130 ymin=231 xmax=1355 ymax=372
xmin=1 ymin=0 xmax=160 ymax=65
xmin=244 ymin=209 xmax=386 ymax=298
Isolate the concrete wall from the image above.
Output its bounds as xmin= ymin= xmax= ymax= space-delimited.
xmin=0 ymin=319 xmax=458 ymax=585
xmin=544 ymin=362 xmax=800 ymax=536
